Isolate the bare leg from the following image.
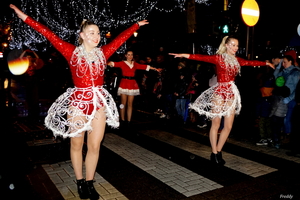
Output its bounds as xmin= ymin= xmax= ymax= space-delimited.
xmin=70 ymin=133 xmax=85 ymax=180
xmin=85 ymin=108 xmax=106 ymax=181
xmin=126 ymin=95 xmax=135 ymax=122
xmin=68 ymin=107 xmax=88 ymax=180
xmin=120 ymin=94 xmax=128 ymax=121
xmin=217 ymin=113 xmax=235 ymax=152
xmin=209 ymin=117 xmax=221 ymax=154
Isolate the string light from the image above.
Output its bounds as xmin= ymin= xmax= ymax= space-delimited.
xmin=1 ymin=0 xmax=211 ymax=51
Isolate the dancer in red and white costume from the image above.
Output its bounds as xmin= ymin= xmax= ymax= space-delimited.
xmin=10 ymin=4 xmax=148 ymax=199
xmin=170 ymin=36 xmax=274 ymax=166
xmin=108 ymin=50 xmax=160 ymax=125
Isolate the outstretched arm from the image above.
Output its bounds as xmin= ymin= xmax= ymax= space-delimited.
xmin=102 ymin=21 xmax=148 ymax=59
xmin=10 ymin=4 xmax=28 ymax=21
xmin=266 ymin=62 xmax=275 ymax=69
xmin=169 ymin=53 xmax=190 ymax=58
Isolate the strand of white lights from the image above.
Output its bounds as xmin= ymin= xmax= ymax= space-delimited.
xmin=7 ymin=0 xmax=211 ymax=51
xmin=200 ymin=44 xmax=215 ymax=55
xmin=195 ymin=0 xmax=211 ymax=5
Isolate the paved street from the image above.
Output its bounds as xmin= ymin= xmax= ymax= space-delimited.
xmin=1 ymin=109 xmax=300 ymax=200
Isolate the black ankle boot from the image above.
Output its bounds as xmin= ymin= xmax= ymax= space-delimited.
xmin=76 ymin=179 xmax=88 ymax=199
xmin=217 ymin=151 xmax=226 ymax=165
xmin=210 ymin=152 xmax=219 ymax=164
xmin=86 ymin=180 xmax=100 ymax=199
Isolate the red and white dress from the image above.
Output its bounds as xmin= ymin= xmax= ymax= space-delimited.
xmin=188 ymin=53 xmax=267 ymax=119
xmin=112 ymin=61 xmax=150 ymax=96
xmin=24 ymin=16 xmax=139 ymax=138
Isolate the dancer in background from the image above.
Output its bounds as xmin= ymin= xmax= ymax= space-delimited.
xmin=10 ymin=4 xmax=148 ymax=199
xmin=170 ymin=36 xmax=274 ymax=165
xmin=108 ymin=50 xmax=160 ymax=128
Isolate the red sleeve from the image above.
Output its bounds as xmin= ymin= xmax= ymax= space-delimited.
xmin=237 ymin=57 xmax=267 ymax=66
xmin=188 ymin=54 xmax=219 ymax=65
xmin=112 ymin=61 xmax=124 ymax=68
xmin=102 ymin=23 xmax=139 ymax=60
xmin=24 ymin=17 xmax=75 ymax=61
xmin=134 ymin=62 xmax=148 ymax=70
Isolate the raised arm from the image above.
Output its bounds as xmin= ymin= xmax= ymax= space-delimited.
xmin=10 ymin=4 xmax=28 ymax=21
xmin=10 ymin=4 xmax=74 ymax=61
xmin=102 ymin=20 xmax=149 ymax=59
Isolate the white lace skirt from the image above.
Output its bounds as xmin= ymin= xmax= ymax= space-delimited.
xmin=189 ymin=81 xmax=241 ymax=119
xmin=44 ymin=86 xmax=119 ymax=138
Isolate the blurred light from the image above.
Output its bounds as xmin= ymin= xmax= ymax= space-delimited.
xmin=7 ymin=57 xmax=29 ymax=75
xmin=4 ymin=78 xmax=9 ymax=89
xmin=0 ymin=52 xmax=3 ymax=58
xmin=133 ymin=31 xmax=138 ymax=37
xmin=105 ymin=32 xmax=111 ymax=38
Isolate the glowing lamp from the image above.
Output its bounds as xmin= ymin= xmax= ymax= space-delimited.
xmin=8 ymin=57 xmax=29 ymax=75
xmin=241 ymin=0 xmax=260 ymax=26
xmin=105 ymin=32 xmax=111 ymax=38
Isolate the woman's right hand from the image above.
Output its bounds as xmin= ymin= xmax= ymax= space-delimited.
xmin=107 ymin=61 xmax=114 ymax=67
xmin=10 ymin=4 xmax=28 ymax=21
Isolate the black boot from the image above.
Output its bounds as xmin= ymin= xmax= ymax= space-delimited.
xmin=86 ymin=180 xmax=100 ymax=200
xmin=217 ymin=151 xmax=226 ymax=165
xmin=210 ymin=152 xmax=219 ymax=164
xmin=76 ymin=179 xmax=88 ymax=199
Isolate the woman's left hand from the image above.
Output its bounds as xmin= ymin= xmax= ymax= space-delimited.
xmin=266 ymin=62 xmax=275 ymax=69
xmin=137 ymin=20 xmax=149 ymax=26
xmin=156 ymin=68 xmax=163 ymax=73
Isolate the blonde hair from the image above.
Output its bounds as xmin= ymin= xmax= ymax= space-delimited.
xmin=78 ymin=19 xmax=97 ymax=45
xmin=216 ymin=36 xmax=237 ymax=55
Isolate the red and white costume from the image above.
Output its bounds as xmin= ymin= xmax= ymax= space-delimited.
xmin=188 ymin=54 xmax=267 ymax=119
xmin=24 ymin=17 xmax=139 ymax=138
xmin=112 ymin=61 xmax=150 ymax=95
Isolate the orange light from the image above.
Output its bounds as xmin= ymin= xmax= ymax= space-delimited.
xmin=8 ymin=57 xmax=29 ymax=75
xmin=105 ymin=32 xmax=111 ymax=38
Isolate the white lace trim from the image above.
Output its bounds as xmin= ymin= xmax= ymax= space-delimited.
xmin=117 ymin=87 xmax=140 ymax=96
xmin=189 ymin=81 xmax=241 ymax=119
xmin=124 ymin=61 xmax=134 ymax=69
xmin=45 ymin=86 xmax=119 ymax=138
xmin=70 ymin=45 xmax=106 ymax=79
xmin=220 ymin=53 xmax=241 ymax=76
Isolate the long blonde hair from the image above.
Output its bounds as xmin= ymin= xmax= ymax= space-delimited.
xmin=216 ymin=36 xmax=236 ymax=55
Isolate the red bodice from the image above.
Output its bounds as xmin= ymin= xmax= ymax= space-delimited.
xmin=113 ymin=61 xmax=149 ymax=90
xmin=189 ymin=54 xmax=267 ymax=82
xmin=24 ymin=17 xmax=139 ymax=88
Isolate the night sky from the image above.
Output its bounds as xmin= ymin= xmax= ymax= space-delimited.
xmin=1 ymin=0 xmax=300 ymax=55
